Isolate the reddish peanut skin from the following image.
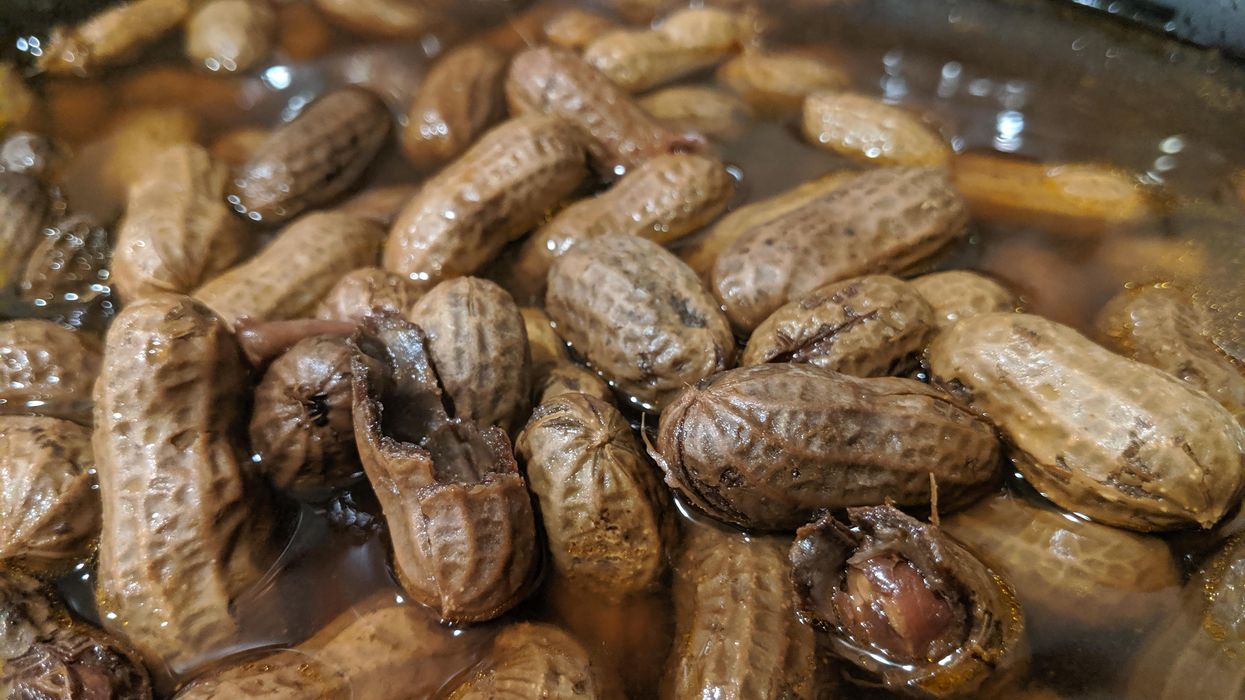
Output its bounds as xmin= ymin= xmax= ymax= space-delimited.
xmin=711 ymin=166 xmax=968 ymax=332
xmin=506 ymin=46 xmax=690 ymax=178
xmin=385 ymin=115 xmax=587 ymax=287
xmin=651 ymin=363 xmax=1000 ymax=530
xmin=229 ymin=87 xmax=391 ymax=223
xmin=545 ymin=235 xmax=735 ymax=412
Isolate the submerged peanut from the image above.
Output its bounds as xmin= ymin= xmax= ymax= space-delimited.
xmin=712 ymin=166 xmax=968 ymax=331
xmin=113 ymin=144 xmax=245 ymax=301
xmin=952 ymin=152 xmax=1149 ymax=236
xmin=401 ymin=43 xmax=508 ymax=171
xmin=196 ymin=211 xmax=385 ymax=328
xmin=386 ymin=115 xmax=586 ymax=286
xmin=911 ymin=270 xmax=1017 ymax=330
xmin=802 ymin=92 xmax=950 ymax=167
xmin=536 ymin=363 xmax=613 ymax=406
xmin=313 ymin=0 xmax=444 ymax=38
xmin=584 ymin=8 xmax=747 ymax=92
xmin=546 ymin=235 xmax=735 ymax=411
xmin=510 ymin=152 xmax=735 ymax=303
xmin=0 ymin=416 xmax=99 ymax=575
xmin=517 ymin=393 xmax=670 ymax=596
xmin=229 ymin=87 xmax=391 ymax=223
xmin=94 ymin=294 xmax=279 ymax=686
xmin=185 ymin=0 xmax=276 ymax=73
xmin=0 ymin=172 xmax=50 ymax=290
xmin=652 ymin=363 xmax=1000 ymax=530
xmin=1096 ymin=284 xmax=1245 ymax=422
xmin=544 ymin=8 xmax=617 ymax=50
xmin=0 ymin=320 xmax=101 ymax=424
xmin=666 ymin=526 xmax=816 ymax=699
xmin=506 ymin=47 xmax=689 ymax=177
xmin=250 ymin=335 xmax=360 ymax=497
xmin=742 ymin=275 xmax=935 ymax=377
xmin=446 ymin=623 xmax=615 ymax=699
xmin=316 ymin=267 xmax=425 ymax=324
xmin=944 ymin=493 xmax=1179 ymax=629
xmin=39 ymin=0 xmax=190 ymax=76
xmin=1 ymin=627 xmax=153 ymax=699
xmin=718 ymin=48 xmax=850 ymax=115
xmin=408 ymin=277 xmax=532 ymax=434
xmin=929 ymin=313 xmax=1245 ymax=531
xmin=16 ymin=214 xmax=114 ymax=322
xmin=638 ymin=85 xmax=750 ymax=141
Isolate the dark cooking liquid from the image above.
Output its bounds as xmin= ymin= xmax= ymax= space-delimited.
xmin=5 ymin=0 xmax=1245 ymax=697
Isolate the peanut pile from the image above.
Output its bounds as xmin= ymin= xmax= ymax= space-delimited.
xmin=0 ymin=1 xmax=1243 ymax=699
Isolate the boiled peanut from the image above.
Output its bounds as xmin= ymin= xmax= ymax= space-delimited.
xmin=791 ymin=506 xmax=1028 ymax=698
xmin=666 ymin=526 xmax=816 ymax=699
xmin=351 ymin=317 xmax=538 ymax=622
xmin=802 ymin=92 xmax=950 ymax=167
xmin=1095 ymin=235 xmax=1206 ymax=287
xmin=0 ymin=172 xmax=50 ymax=290
xmin=910 ymin=270 xmax=1017 ymax=330
xmin=712 ymin=166 xmax=968 ymax=331
xmin=0 ymin=64 xmax=36 ymax=135
xmin=44 ymin=80 xmax=115 ymax=145
xmin=94 ymin=294 xmax=279 ymax=687
xmin=185 ymin=0 xmax=276 ymax=73
xmin=113 ymin=144 xmax=246 ymax=301
xmin=521 ymin=306 xmax=570 ymax=382
xmin=316 ymin=267 xmax=425 ymax=324
xmin=401 ymin=43 xmax=508 ymax=171
xmin=408 ymin=277 xmax=532 ymax=434
xmin=0 ymin=571 xmax=64 ymax=660
xmin=510 ymin=152 xmax=735 ymax=303
xmin=517 ymin=393 xmax=670 ymax=596
xmin=175 ymin=594 xmax=488 ymax=699
xmin=718 ymin=48 xmax=849 ymax=114
xmin=929 ymin=313 xmax=1245 ymax=531
xmin=544 ymin=8 xmax=617 ymax=50
xmin=0 ymin=416 xmax=99 ymax=575
xmin=385 ymin=115 xmax=587 ymax=286
xmin=0 ymin=320 xmax=101 ymax=424
xmin=653 ymin=363 xmax=999 ymax=529
xmin=446 ymin=623 xmax=616 ymax=699
xmin=506 ymin=47 xmax=690 ymax=177
xmin=1 ymin=627 xmax=152 ymax=699
xmin=275 ymin=1 xmax=334 ymax=60
xmin=15 ymin=214 xmax=113 ymax=325
xmin=115 ymin=64 xmax=248 ymax=122
xmin=250 ymin=335 xmax=360 ymax=497
xmin=546 ymin=235 xmax=735 ymax=411
xmin=536 ymin=363 xmax=613 ymax=406
xmin=313 ymin=0 xmax=444 ymax=38
xmin=944 ymin=493 xmax=1179 ymax=629
xmin=229 ymin=87 xmax=391 ymax=224
xmin=742 ymin=274 xmax=935 ymax=376
xmin=39 ymin=0 xmax=190 ymax=76
xmin=196 ymin=211 xmax=385 ymax=328
xmin=638 ymin=85 xmax=750 ymax=141
xmin=584 ymin=8 xmax=748 ymax=93
xmin=335 ymin=183 xmax=421 ymax=227
xmin=209 ymin=127 xmax=269 ymax=167
xmin=680 ymin=170 xmax=856 ymax=277
xmin=952 ymin=152 xmax=1149 ymax=236
xmin=1096 ymin=284 xmax=1245 ymax=422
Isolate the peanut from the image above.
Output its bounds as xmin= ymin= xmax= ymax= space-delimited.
xmin=446 ymin=623 xmax=616 ymax=699
xmin=651 ymin=363 xmax=1000 ymax=529
xmin=521 ymin=306 xmax=570 ymax=382
xmin=113 ymin=144 xmax=246 ymax=302
xmin=401 ymin=43 xmax=508 ymax=171
xmin=802 ymin=92 xmax=950 ymax=167
xmin=335 ymin=183 xmax=421 ymax=227
xmin=741 ymin=274 xmax=935 ymax=376
xmin=952 ymin=152 xmax=1150 ymax=236
xmin=1 ymin=627 xmax=152 ymax=698
xmin=0 ymin=571 xmax=65 ymax=660
xmin=316 ymin=267 xmax=425 ymax=324
xmin=0 ymin=173 xmax=50 ymax=290
xmin=516 ymin=393 xmax=671 ymax=596
xmin=510 ymin=152 xmax=735 ymax=303
xmin=39 ymin=0 xmax=190 ymax=76
xmin=94 ymin=294 xmax=279 ymax=687
xmin=209 ymin=126 xmax=269 ymax=167
xmin=718 ymin=48 xmax=849 ymax=114
xmin=584 ymin=8 xmax=748 ymax=93
xmin=0 ymin=320 xmax=101 ymax=425
xmin=544 ymin=9 xmax=617 ymax=51
xmin=546 ymin=235 xmax=735 ymax=411
xmin=116 ymin=64 xmax=248 ymax=122
xmin=275 ymin=1 xmax=334 ymax=61
xmin=229 ymin=87 xmax=391 ymax=224
xmin=1096 ymin=284 xmax=1245 ymax=422
xmin=313 ymin=0 xmax=444 ymax=38
xmin=536 ymin=363 xmax=613 ymax=406
xmin=680 ymin=170 xmax=856 ymax=277
xmin=15 ymin=214 xmax=113 ymax=325
xmin=910 ymin=270 xmax=1017 ymax=329
xmin=506 ymin=47 xmax=690 ymax=178
xmin=929 ymin=313 xmax=1245 ymax=531
xmin=385 ymin=115 xmax=587 ymax=286
xmin=638 ymin=85 xmax=751 ymax=141
xmin=185 ymin=0 xmax=275 ymax=73
xmin=712 ymin=166 xmax=968 ymax=331
xmin=0 ymin=416 xmax=99 ymax=575
xmin=196 ymin=211 xmax=385 ymax=328
xmin=0 ymin=64 xmax=36 ymax=135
